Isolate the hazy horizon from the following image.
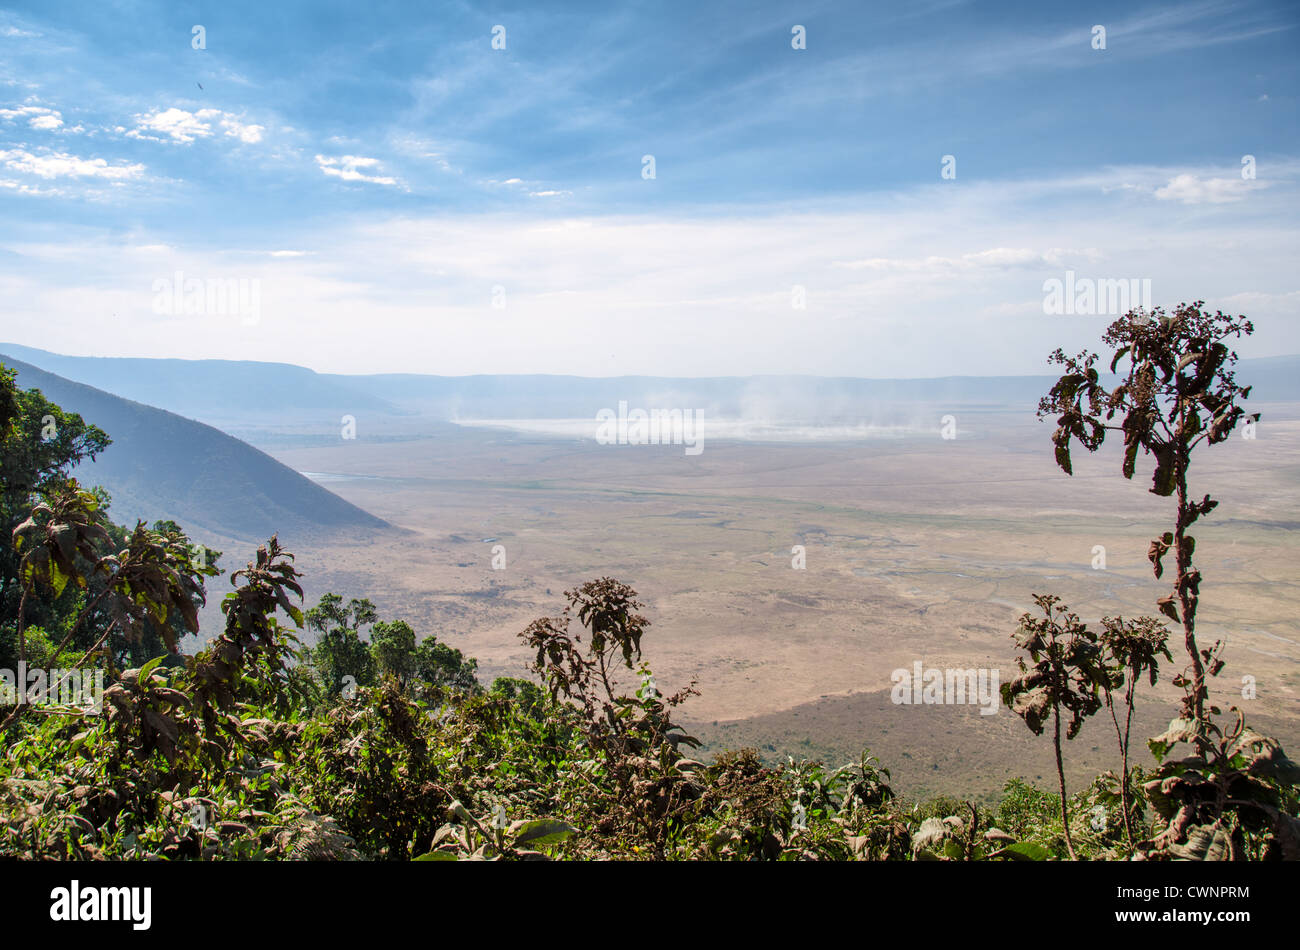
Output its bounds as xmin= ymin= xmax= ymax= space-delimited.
xmin=5 ymin=339 xmax=1300 ymax=383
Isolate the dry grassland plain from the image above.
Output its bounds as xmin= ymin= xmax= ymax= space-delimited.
xmin=207 ymin=404 xmax=1299 ymax=800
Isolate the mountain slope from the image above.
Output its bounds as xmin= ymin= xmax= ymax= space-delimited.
xmin=0 ymin=343 xmax=397 ymax=422
xmin=2 ymin=356 xmax=390 ymax=539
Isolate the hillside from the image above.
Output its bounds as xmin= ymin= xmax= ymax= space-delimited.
xmin=0 ymin=355 xmax=390 ymax=540
xmin=0 ymin=343 xmax=397 ymax=423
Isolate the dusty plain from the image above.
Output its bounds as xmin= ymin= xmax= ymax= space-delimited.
xmin=198 ymin=404 xmax=1300 ymax=800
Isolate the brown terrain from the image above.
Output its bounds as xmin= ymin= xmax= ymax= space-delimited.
xmin=193 ymin=403 xmax=1300 ymax=800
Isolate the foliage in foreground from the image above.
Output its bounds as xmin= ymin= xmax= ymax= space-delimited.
xmin=2 ymin=551 xmax=1294 ymax=861
xmin=1 ymin=304 xmax=1298 ymax=860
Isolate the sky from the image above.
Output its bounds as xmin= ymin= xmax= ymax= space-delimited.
xmin=0 ymin=0 xmax=1296 ymax=378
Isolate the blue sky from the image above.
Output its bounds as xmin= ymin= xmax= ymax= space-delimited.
xmin=0 ymin=0 xmax=1297 ymax=377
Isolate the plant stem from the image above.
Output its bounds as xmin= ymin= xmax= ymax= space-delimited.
xmin=15 ymin=585 xmax=28 ymax=664
xmin=1104 ymin=689 xmax=1134 ymax=849
xmin=1174 ymin=455 xmax=1207 ymax=742
xmin=1054 ymin=701 xmax=1077 ymax=859
xmin=1121 ymin=676 xmax=1137 ymax=847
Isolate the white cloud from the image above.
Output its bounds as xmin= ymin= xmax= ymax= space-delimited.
xmin=269 ymin=250 xmax=309 ymax=257
xmin=218 ymin=115 xmax=264 ymax=143
xmin=0 ymin=148 xmax=144 ymax=180
xmin=130 ymin=107 xmax=216 ymax=143
xmin=387 ymin=135 xmax=459 ymax=174
xmin=1154 ymin=173 xmax=1258 ymax=204
xmin=0 ymin=105 xmax=62 ymax=130
xmin=833 ymin=247 xmax=1103 ymax=273
xmin=315 ymin=154 xmax=398 ymax=186
xmin=129 ymin=108 xmax=265 ymax=145
xmin=485 ymin=177 xmax=570 ymax=197
xmin=2 ymin=163 xmax=1296 ymax=375
xmin=0 ymin=177 xmax=66 ymax=196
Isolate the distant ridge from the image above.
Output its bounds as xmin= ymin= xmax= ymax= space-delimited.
xmin=0 ymin=343 xmax=397 ymax=422
xmin=4 ymin=344 xmax=1298 ymax=422
xmin=1 ymin=355 xmax=390 ymax=540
